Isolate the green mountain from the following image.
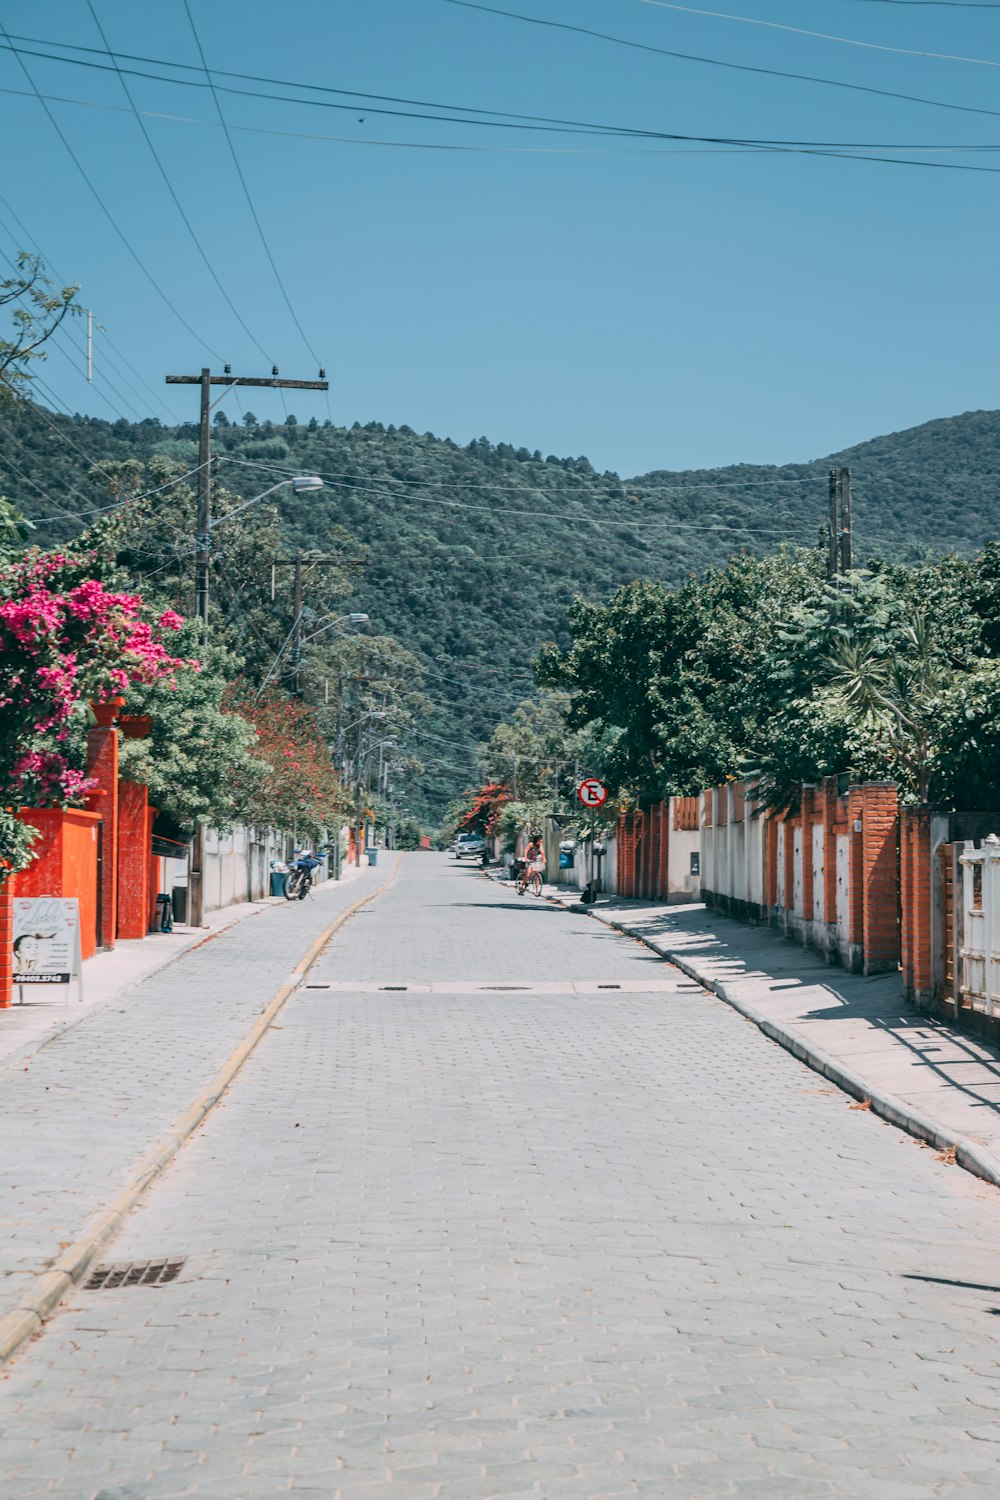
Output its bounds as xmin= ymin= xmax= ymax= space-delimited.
xmin=4 ymin=402 xmax=1000 ymax=817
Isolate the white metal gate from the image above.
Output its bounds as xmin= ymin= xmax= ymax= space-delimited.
xmin=959 ymin=835 xmax=1000 ymax=1015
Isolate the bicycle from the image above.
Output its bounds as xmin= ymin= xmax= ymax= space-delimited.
xmin=516 ymin=864 xmax=543 ymax=898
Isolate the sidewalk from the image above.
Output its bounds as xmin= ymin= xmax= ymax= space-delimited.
xmin=495 ymin=869 xmax=1000 ymax=1190
xmin=0 ymin=864 xmax=368 ymax=1071
xmin=0 ymin=858 xmax=391 ymax=1362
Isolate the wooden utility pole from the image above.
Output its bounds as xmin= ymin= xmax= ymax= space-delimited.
xmin=164 ymin=368 xmax=328 ymax=926
xmin=827 ymin=469 xmax=839 ymax=582
xmin=270 ymin=555 xmax=346 ymax=699
xmin=838 ymin=465 xmax=853 ymax=575
xmin=827 ymin=465 xmax=854 ymax=582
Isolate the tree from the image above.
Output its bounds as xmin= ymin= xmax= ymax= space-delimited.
xmin=0 ymin=254 xmax=80 ymax=405
xmin=116 ymin=630 xmax=261 ymax=829
xmin=224 ymin=684 xmax=347 ymax=839
xmin=0 ymin=551 xmax=192 ymax=875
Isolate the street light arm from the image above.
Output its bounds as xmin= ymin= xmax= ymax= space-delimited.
xmin=210 ymin=479 xmax=289 ymax=530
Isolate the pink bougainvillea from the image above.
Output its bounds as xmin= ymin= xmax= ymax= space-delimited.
xmin=0 ymin=552 xmax=195 ymax=813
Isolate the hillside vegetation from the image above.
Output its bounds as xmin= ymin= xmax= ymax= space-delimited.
xmin=4 ymin=402 xmax=1000 ymax=814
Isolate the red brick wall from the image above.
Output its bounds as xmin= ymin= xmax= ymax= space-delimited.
xmin=86 ymin=723 xmax=119 ymax=950
xmin=899 ymin=806 xmax=933 ymax=998
xmin=117 ymin=781 xmax=150 ymax=941
xmin=859 ymin=783 xmax=900 ymax=973
xmin=0 ymin=875 xmax=15 ymax=1009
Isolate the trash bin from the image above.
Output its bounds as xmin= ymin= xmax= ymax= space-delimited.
xmin=558 ymin=840 xmax=575 ymax=870
xmin=366 ymin=847 xmax=379 ymax=867
xmin=269 ymin=870 xmax=286 ymax=896
xmin=171 ymin=885 xmax=187 ymax=924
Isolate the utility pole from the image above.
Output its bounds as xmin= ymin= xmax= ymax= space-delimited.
xmin=271 ymin=555 xmax=346 ymax=699
xmin=86 ymin=310 xmax=93 ymax=384
xmin=827 ymin=469 xmax=838 ymax=582
xmin=355 ymin=716 xmax=365 ymax=869
xmin=164 ymin=367 xmax=328 ymax=925
xmin=838 ymin=465 xmax=853 ymax=576
xmin=826 ymin=466 xmax=854 ymax=583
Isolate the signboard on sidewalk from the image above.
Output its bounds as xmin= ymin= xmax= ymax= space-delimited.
xmin=12 ymin=897 xmax=84 ymax=1001
xmin=577 ymin=777 xmax=608 ymax=809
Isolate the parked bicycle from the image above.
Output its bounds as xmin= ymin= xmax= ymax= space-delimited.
xmin=283 ymin=846 xmax=329 ymax=901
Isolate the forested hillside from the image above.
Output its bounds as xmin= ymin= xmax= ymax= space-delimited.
xmin=4 ymin=401 xmax=1000 ymax=815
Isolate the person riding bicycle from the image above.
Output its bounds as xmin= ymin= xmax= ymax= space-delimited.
xmin=525 ymin=833 xmax=544 ymax=878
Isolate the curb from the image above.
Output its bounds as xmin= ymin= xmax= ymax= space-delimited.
xmin=590 ymin=904 xmax=1000 ymax=1192
xmin=0 ymin=857 xmax=401 ymax=1368
xmin=484 ymin=871 xmax=1000 ymax=1196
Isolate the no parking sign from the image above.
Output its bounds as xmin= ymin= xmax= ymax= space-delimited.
xmin=577 ymin=778 xmax=608 ymax=809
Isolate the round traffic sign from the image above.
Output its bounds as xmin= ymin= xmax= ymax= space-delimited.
xmin=577 ymin=777 xmax=608 ymax=808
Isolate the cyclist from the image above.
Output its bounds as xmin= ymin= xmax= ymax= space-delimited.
xmin=525 ymin=833 xmax=545 ymax=881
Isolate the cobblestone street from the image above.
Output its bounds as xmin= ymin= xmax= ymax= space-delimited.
xmin=4 ymin=854 xmax=1000 ymax=1498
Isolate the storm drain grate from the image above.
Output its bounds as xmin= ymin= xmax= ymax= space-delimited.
xmin=598 ymin=984 xmax=621 ymax=990
xmin=305 ymin=983 xmax=330 ymax=989
xmin=85 ymin=1258 xmax=186 ymax=1290
xmin=381 ymin=985 xmax=408 ymax=991
xmin=482 ymin=985 xmax=529 ymax=991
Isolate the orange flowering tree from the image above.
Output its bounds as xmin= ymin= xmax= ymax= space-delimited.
xmin=225 ymin=684 xmax=347 ymax=839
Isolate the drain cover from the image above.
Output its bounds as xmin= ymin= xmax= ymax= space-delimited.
xmin=482 ymin=985 xmax=528 ymax=991
xmin=85 ymin=1259 xmax=186 ymax=1290
xmin=598 ymin=984 xmax=621 ymax=990
xmin=305 ymin=983 xmax=330 ymax=990
xmin=381 ymin=985 xmax=408 ymax=991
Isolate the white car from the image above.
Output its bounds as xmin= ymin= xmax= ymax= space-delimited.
xmin=453 ymin=832 xmax=486 ymax=860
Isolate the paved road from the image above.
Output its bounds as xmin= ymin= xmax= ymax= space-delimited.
xmin=3 ymin=854 xmax=1000 ymax=1499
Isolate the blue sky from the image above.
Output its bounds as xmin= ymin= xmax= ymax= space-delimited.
xmin=0 ymin=0 xmax=997 ymax=475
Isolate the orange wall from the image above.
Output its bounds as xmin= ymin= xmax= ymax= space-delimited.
xmin=16 ymin=808 xmax=100 ymax=959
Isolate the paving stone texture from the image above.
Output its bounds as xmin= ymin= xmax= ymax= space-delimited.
xmin=0 ymin=865 xmax=385 ymax=1306
xmin=3 ymin=855 xmax=1000 ymax=1499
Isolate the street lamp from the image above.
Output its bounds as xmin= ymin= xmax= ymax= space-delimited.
xmin=211 ymin=474 xmax=324 ymax=531
xmin=255 ymin=611 xmax=369 ymax=700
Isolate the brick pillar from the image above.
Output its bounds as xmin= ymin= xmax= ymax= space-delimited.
xmin=860 ymin=782 xmax=900 ymax=974
xmin=800 ymin=786 xmax=815 ymax=927
xmin=657 ymin=802 xmax=669 ymax=901
xmin=148 ymin=805 xmax=160 ymax=931
xmin=0 ymin=874 xmax=15 ymax=1009
xmin=846 ymin=787 xmax=865 ymax=964
xmin=899 ymin=809 xmax=913 ymax=993
xmin=641 ymin=809 xmax=653 ymax=900
xmin=912 ymin=808 xmax=934 ymax=999
xmin=86 ymin=698 xmax=122 ymax=950
xmin=116 ymin=781 xmax=150 ymax=940
xmin=901 ymin=806 xmax=933 ymax=1001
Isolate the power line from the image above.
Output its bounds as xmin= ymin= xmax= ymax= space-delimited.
xmin=636 ymin=0 xmax=1000 ymax=70
xmin=6 ymin=79 xmax=999 ymax=162
xmin=439 ymin=0 xmax=1000 ymax=128
xmin=10 ymin=31 xmax=1000 ymax=144
xmin=0 ymin=22 xmax=222 ymax=360
xmin=179 ymin=0 xmax=322 ymax=369
xmin=83 ymin=0 xmax=275 ymax=365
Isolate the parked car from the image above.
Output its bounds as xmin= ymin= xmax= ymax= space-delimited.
xmin=453 ymin=832 xmax=486 ymax=860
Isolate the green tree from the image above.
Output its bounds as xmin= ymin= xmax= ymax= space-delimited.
xmin=0 ymin=254 xmax=80 ymax=404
